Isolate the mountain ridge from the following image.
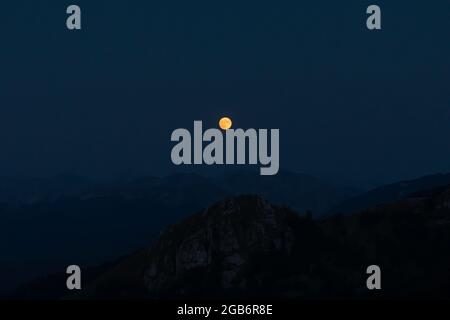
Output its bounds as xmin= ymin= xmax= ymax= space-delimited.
xmin=328 ymin=173 xmax=450 ymax=215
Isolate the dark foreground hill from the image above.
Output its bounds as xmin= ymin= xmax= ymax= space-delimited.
xmin=0 ymin=171 xmax=352 ymax=294
xmin=13 ymin=188 xmax=450 ymax=299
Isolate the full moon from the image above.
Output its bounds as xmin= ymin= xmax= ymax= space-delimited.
xmin=219 ymin=117 xmax=232 ymax=130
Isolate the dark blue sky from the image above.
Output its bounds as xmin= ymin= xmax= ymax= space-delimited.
xmin=1 ymin=1 xmax=449 ymax=187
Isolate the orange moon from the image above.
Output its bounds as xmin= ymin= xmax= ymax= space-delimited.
xmin=219 ymin=117 xmax=232 ymax=130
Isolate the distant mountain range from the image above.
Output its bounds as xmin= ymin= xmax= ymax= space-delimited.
xmin=0 ymin=174 xmax=93 ymax=205
xmin=329 ymin=173 xmax=450 ymax=215
xmin=0 ymin=171 xmax=355 ymax=213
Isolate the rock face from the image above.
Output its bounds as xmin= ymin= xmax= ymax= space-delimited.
xmin=143 ymin=195 xmax=296 ymax=295
xmin=139 ymin=190 xmax=450 ymax=299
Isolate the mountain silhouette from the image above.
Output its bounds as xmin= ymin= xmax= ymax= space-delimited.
xmin=0 ymin=174 xmax=94 ymax=205
xmin=216 ymin=170 xmax=356 ymax=214
xmin=89 ymin=190 xmax=450 ymax=298
xmin=329 ymin=173 xmax=450 ymax=215
xmin=13 ymin=186 xmax=450 ymax=299
xmin=0 ymin=171 xmax=350 ymax=294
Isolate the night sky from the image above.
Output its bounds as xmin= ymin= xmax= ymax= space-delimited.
xmin=1 ymin=1 xmax=449 ymax=187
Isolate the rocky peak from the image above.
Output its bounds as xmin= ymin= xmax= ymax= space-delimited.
xmin=143 ymin=195 xmax=297 ymax=294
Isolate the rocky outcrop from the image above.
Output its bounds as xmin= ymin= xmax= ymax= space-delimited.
xmin=143 ymin=195 xmax=296 ymax=294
